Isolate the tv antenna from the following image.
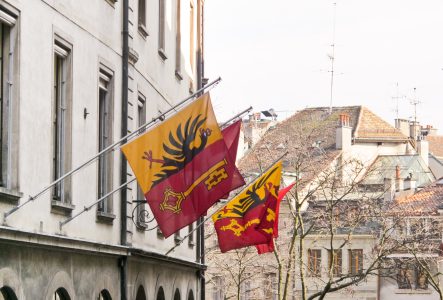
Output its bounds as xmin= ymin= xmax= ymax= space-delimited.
xmin=328 ymin=2 xmax=337 ymax=114
xmin=410 ymin=87 xmax=421 ymax=125
xmin=391 ymin=82 xmax=405 ymax=119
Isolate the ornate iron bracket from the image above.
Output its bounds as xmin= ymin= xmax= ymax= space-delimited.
xmin=131 ymin=200 xmax=158 ymax=231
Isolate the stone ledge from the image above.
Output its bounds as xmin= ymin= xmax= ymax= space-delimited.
xmin=0 ymin=187 xmax=22 ymax=204
xmin=51 ymin=201 xmax=75 ymax=216
xmin=96 ymin=211 xmax=116 ymax=224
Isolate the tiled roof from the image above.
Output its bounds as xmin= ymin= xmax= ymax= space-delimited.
xmin=238 ymin=106 xmax=358 ymax=187
xmin=238 ymin=105 xmax=407 ymax=188
xmin=354 ymin=107 xmax=407 ymax=140
xmin=426 ymin=135 xmax=443 ymax=157
xmin=394 ymin=181 xmax=443 ymax=215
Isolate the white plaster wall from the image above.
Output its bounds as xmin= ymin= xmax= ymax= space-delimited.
xmin=299 ymin=236 xmax=378 ymax=299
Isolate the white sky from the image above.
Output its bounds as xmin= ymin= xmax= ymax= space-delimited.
xmin=205 ymin=0 xmax=443 ymax=131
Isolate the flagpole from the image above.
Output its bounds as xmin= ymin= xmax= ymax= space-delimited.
xmin=164 ymin=151 xmax=289 ymax=256
xmin=59 ymin=178 xmax=137 ymax=230
xmin=58 ymin=106 xmax=254 ymax=229
xmin=4 ymin=77 xmax=222 ymax=220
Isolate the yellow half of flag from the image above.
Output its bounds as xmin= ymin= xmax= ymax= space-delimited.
xmin=122 ymin=93 xmax=223 ymax=194
xmin=212 ymin=161 xmax=282 ymax=221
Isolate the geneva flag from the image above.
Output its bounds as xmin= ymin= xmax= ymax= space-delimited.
xmin=212 ymin=162 xmax=282 ymax=253
xmin=122 ymin=93 xmax=245 ymax=237
xmin=255 ymin=182 xmax=296 ymax=254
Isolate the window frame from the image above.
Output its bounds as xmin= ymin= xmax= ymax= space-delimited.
xmin=158 ymin=0 xmax=167 ymax=60
xmin=308 ymin=249 xmax=322 ymax=277
xmin=328 ymin=249 xmax=342 ymax=277
xmin=0 ymin=5 xmax=20 ymax=203
xmin=348 ymin=249 xmax=363 ymax=275
xmin=138 ymin=0 xmax=148 ymax=38
xmin=51 ymin=34 xmax=73 ymax=211
xmin=174 ymin=0 xmax=182 ymax=80
xmin=97 ymin=65 xmax=115 ymax=221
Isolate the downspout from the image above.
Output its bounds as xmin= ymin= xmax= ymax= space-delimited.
xmin=196 ymin=1 xmax=206 ymax=300
xmin=120 ymin=0 xmax=129 ymax=299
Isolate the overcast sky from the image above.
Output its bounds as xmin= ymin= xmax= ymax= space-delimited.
xmin=205 ymin=0 xmax=443 ymax=131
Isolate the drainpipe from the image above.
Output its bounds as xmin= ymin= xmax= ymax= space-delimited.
xmin=196 ymin=1 xmax=206 ymax=300
xmin=120 ymin=0 xmax=129 ymax=299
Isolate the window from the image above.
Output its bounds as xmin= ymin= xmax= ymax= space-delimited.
xmin=136 ymin=95 xmax=146 ymax=226
xmin=174 ymin=289 xmax=180 ymax=300
xmin=53 ymin=288 xmax=71 ymax=300
xmin=396 ymin=263 xmax=429 ymax=290
xmin=212 ymin=276 xmax=224 ymax=300
xmin=135 ymin=286 xmax=146 ymax=300
xmin=189 ymin=2 xmax=194 ymax=72
xmin=264 ymin=273 xmax=277 ymax=300
xmin=138 ymin=0 xmax=148 ymax=37
xmin=174 ymin=0 xmax=182 ymax=79
xmin=52 ymin=37 xmax=72 ymax=205
xmin=328 ymin=249 xmax=342 ymax=276
xmin=308 ymin=249 xmax=322 ymax=276
xmin=0 ymin=7 xmax=18 ymax=195
xmin=97 ymin=67 xmax=114 ymax=215
xmin=348 ymin=249 xmax=363 ymax=275
xmin=158 ymin=0 xmax=167 ymax=59
xmin=187 ymin=290 xmax=194 ymax=300
xmin=157 ymin=287 xmax=165 ymax=300
xmin=97 ymin=289 xmax=112 ymax=300
xmin=0 ymin=286 xmax=18 ymax=300
xmin=188 ymin=223 xmax=194 ymax=246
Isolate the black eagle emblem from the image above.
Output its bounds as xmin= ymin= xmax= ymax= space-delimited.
xmin=150 ymin=114 xmax=212 ymax=186
xmin=228 ymin=166 xmax=279 ymax=218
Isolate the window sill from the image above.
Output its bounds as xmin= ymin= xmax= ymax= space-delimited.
xmin=395 ymin=289 xmax=431 ymax=294
xmin=158 ymin=48 xmax=167 ymax=61
xmin=174 ymin=235 xmax=183 ymax=245
xmin=0 ymin=187 xmax=22 ymax=204
xmin=175 ymin=70 xmax=183 ymax=81
xmin=157 ymin=228 xmax=164 ymax=239
xmin=96 ymin=211 xmax=116 ymax=224
xmin=138 ymin=24 xmax=149 ymax=39
xmin=51 ymin=200 xmax=75 ymax=216
xmin=104 ymin=0 xmax=117 ymax=7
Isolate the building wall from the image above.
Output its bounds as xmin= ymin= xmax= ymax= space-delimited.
xmin=0 ymin=0 xmax=203 ymax=298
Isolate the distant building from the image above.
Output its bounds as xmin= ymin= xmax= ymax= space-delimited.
xmin=206 ymin=106 xmax=436 ymax=300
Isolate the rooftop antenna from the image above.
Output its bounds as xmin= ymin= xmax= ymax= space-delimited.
xmin=391 ymin=82 xmax=405 ymax=119
xmin=328 ymin=2 xmax=337 ymax=114
xmin=410 ymin=87 xmax=421 ymax=125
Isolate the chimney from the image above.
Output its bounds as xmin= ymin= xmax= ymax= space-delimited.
xmin=416 ymin=137 xmax=429 ymax=166
xmin=409 ymin=121 xmax=420 ymax=140
xmin=336 ymin=113 xmax=352 ymax=151
xmin=395 ymin=165 xmax=404 ymax=191
xmin=384 ymin=178 xmax=395 ymax=202
xmin=395 ymin=118 xmax=410 ymax=137
xmin=403 ymin=174 xmax=417 ymax=191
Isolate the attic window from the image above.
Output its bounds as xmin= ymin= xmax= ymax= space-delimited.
xmin=276 ymin=143 xmax=286 ymax=150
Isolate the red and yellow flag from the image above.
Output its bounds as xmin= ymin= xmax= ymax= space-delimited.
xmin=122 ymin=93 xmax=245 ymax=237
xmin=212 ymin=162 xmax=282 ymax=253
xmin=255 ymin=181 xmax=295 ymax=254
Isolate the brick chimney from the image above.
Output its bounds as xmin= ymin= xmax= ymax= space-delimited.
xmin=336 ymin=113 xmax=352 ymax=151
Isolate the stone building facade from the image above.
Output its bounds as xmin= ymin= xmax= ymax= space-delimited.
xmin=0 ymin=0 xmax=205 ymax=299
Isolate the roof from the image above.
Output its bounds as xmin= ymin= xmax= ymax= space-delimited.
xmin=238 ymin=105 xmax=406 ymax=188
xmin=363 ymin=155 xmax=435 ymax=188
xmin=354 ymin=107 xmax=407 ymax=141
xmin=394 ymin=180 xmax=443 ymax=215
xmin=426 ymin=135 xmax=443 ymax=158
